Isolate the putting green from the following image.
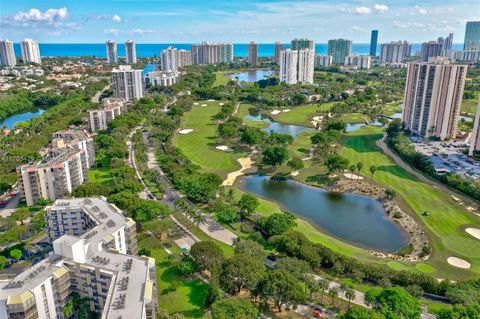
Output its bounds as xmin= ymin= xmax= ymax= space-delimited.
xmin=416 ymin=263 xmax=435 ymax=273
xmin=387 ymin=261 xmax=409 ymax=271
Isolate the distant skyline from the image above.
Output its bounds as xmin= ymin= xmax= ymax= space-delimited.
xmin=1 ymin=1 xmax=479 ymax=43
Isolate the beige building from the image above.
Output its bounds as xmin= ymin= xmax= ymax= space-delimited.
xmin=379 ymin=41 xmax=411 ymax=65
xmin=0 ymin=197 xmax=156 ymax=319
xmin=18 ymin=130 xmax=95 ymax=206
xmin=191 ymin=42 xmax=233 ymax=64
xmin=469 ymin=99 xmax=480 ymax=156
xmin=248 ymin=41 xmax=258 ymax=65
xmin=402 ymin=58 xmax=467 ymax=140
xmin=112 ymin=65 xmax=144 ymax=101
xmin=345 ymin=55 xmax=372 ymax=69
xmin=176 ymin=49 xmax=192 ymax=68
xmin=274 ymin=42 xmax=283 ymax=64
xmin=89 ymin=98 xmax=128 ymax=132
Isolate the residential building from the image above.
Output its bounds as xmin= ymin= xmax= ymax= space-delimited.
xmin=20 ymin=38 xmax=41 ymax=64
xmin=469 ymin=100 xmax=480 ymax=156
xmin=370 ymin=30 xmax=379 ymax=56
xmin=0 ymin=39 xmax=16 ymax=66
xmin=145 ymin=70 xmax=180 ymax=87
xmin=18 ymin=130 xmax=95 ymax=206
xmin=402 ymin=58 xmax=467 ymax=140
xmin=161 ymin=46 xmax=178 ymax=71
xmin=89 ymin=98 xmax=128 ymax=132
xmin=291 ymin=38 xmax=315 ymax=51
xmin=421 ymin=41 xmax=444 ymax=62
xmin=177 ymin=49 xmax=192 ymax=68
xmin=438 ymin=33 xmax=454 ymax=55
xmin=274 ymin=42 xmax=283 ymax=64
xmin=345 ymin=55 xmax=372 ymax=69
xmin=0 ymin=197 xmax=157 ymax=319
xmin=191 ymin=42 xmax=233 ymax=64
xmin=297 ymin=49 xmax=315 ymax=84
xmin=454 ymin=50 xmax=480 ymax=62
xmin=125 ymin=40 xmax=137 ymax=64
xmin=279 ymin=49 xmax=298 ymax=84
xmin=314 ymin=55 xmax=333 ymax=68
xmin=248 ymin=41 xmax=258 ymax=65
xmin=464 ymin=21 xmax=480 ymax=51
xmin=328 ymin=39 xmax=352 ymax=64
xmin=112 ymin=65 xmax=144 ymax=101
xmin=379 ymin=41 xmax=411 ymax=65
xmin=106 ymin=40 xmax=118 ymax=64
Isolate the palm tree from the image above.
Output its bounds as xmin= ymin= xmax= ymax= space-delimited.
xmin=318 ymin=279 xmax=329 ymax=303
xmin=192 ymin=212 xmax=205 ymax=228
xmin=349 ymin=165 xmax=356 ymax=182
xmin=369 ymin=165 xmax=377 ymax=181
xmin=356 ymin=162 xmax=363 ymax=181
xmin=328 ymin=287 xmax=339 ymax=307
xmin=345 ymin=288 xmax=356 ymax=309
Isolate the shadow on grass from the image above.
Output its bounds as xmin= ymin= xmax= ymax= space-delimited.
xmin=342 ymin=134 xmax=384 ymax=153
xmin=306 ymin=174 xmax=332 ymax=186
xmin=376 ymin=165 xmax=417 ymax=182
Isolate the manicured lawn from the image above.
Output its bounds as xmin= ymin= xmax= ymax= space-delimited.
xmin=381 ymin=103 xmax=402 ymax=116
xmin=461 ymin=99 xmax=478 ymax=116
xmin=340 ymin=126 xmax=480 ymax=280
xmin=88 ymin=167 xmax=112 ymax=183
xmin=213 ymin=71 xmax=232 ymax=87
xmin=138 ymin=236 xmax=210 ymax=318
xmin=269 ymin=103 xmax=334 ymax=127
xmin=340 ymin=112 xmax=369 ymax=124
xmin=235 ymin=103 xmax=270 ymax=129
xmin=173 ymin=101 xmax=245 ymax=179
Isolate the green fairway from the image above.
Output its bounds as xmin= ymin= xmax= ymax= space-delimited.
xmin=138 ymin=236 xmax=210 ymax=318
xmin=340 ymin=126 xmax=480 ymax=280
xmin=381 ymin=103 xmax=403 ymax=116
xmin=213 ymin=71 xmax=231 ymax=87
xmin=88 ymin=167 xmax=112 ymax=183
xmin=269 ymin=103 xmax=334 ymax=127
xmin=235 ymin=103 xmax=270 ymax=128
xmin=340 ymin=112 xmax=369 ymax=124
xmin=461 ymin=99 xmax=478 ymax=116
xmin=173 ymin=100 xmax=245 ymax=179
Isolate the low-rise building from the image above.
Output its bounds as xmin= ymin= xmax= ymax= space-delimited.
xmin=345 ymin=55 xmax=372 ymax=69
xmin=145 ymin=70 xmax=180 ymax=87
xmin=18 ymin=130 xmax=95 ymax=206
xmin=0 ymin=197 xmax=156 ymax=319
xmin=314 ymin=55 xmax=332 ymax=67
xmin=89 ymin=98 xmax=128 ymax=132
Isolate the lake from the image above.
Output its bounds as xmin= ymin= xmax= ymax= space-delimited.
xmin=227 ymin=70 xmax=275 ymax=82
xmin=239 ymin=175 xmax=409 ymax=252
xmin=143 ymin=63 xmax=158 ymax=74
xmin=0 ymin=109 xmax=45 ymax=129
xmin=245 ymin=114 xmax=314 ymax=138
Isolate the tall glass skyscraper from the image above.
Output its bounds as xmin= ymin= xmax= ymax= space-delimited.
xmin=464 ymin=21 xmax=480 ymax=50
xmin=370 ymin=30 xmax=378 ymax=56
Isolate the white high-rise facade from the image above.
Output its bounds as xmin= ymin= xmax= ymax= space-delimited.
xmin=0 ymin=39 xmax=16 ymax=66
xmin=112 ymin=65 xmax=144 ymax=101
xmin=379 ymin=41 xmax=411 ymax=65
xmin=345 ymin=55 xmax=372 ymax=69
xmin=469 ymin=100 xmax=480 ymax=156
xmin=248 ymin=41 xmax=258 ymax=65
xmin=161 ymin=46 xmax=178 ymax=71
xmin=191 ymin=42 xmax=233 ymax=64
xmin=125 ymin=40 xmax=137 ymax=64
xmin=297 ymin=49 xmax=315 ymax=84
xmin=402 ymin=58 xmax=467 ymax=140
xmin=314 ymin=55 xmax=332 ymax=68
xmin=20 ymin=38 xmax=41 ymax=64
xmin=177 ymin=49 xmax=192 ymax=68
xmin=106 ymin=40 xmax=118 ymax=63
xmin=279 ymin=49 xmax=298 ymax=85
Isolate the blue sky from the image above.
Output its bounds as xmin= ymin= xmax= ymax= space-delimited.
xmin=0 ymin=0 xmax=479 ymax=43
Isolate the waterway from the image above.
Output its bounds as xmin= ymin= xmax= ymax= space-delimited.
xmin=239 ymin=175 xmax=409 ymax=252
xmin=0 ymin=109 xmax=45 ymax=130
xmin=244 ymin=114 xmax=314 ymax=138
xmin=227 ymin=70 xmax=275 ymax=82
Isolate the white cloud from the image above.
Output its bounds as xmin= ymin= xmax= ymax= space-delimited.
xmin=112 ymin=14 xmax=122 ymax=23
xmin=374 ymin=4 xmax=389 ymax=13
xmin=127 ymin=28 xmax=154 ymax=36
xmin=410 ymin=6 xmax=427 ymax=15
xmin=393 ymin=21 xmax=425 ymax=29
xmin=355 ymin=6 xmax=372 ymax=14
xmin=103 ymin=28 xmax=120 ymax=36
xmin=350 ymin=26 xmax=368 ymax=33
xmin=13 ymin=7 xmax=68 ymax=24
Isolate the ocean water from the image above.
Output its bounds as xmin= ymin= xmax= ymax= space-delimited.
xmin=12 ymin=43 xmax=464 ymax=58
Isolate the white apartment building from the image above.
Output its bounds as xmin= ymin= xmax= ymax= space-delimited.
xmin=20 ymin=38 xmax=41 ymax=64
xmin=145 ymin=70 xmax=180 ymax=87
xmin=112 ymin=65 xmax=144 ymax=101
xmin=402 ymin=58 xmax=467 ymax=140
xmin=279 ymin=49 xmax=298 ymax=84
xmin=89 ymin=98 xmax=128 ymax=132
xmin=106 ymin=40 xmax=118 ymax=64
xmin=345 ymin=55 xmax=372 ymax=69
xmin=469 ymin=100 xmax=480 ymax=156
xmin=0 ymin=39 xmax=16 ymax=66
xmin=248 ymin=41 xmax=258 ymax=65
xmin=18 ymin=130 xmax=95 ymax=206
xmin=453 ymin=50 xmax=480 ymax=63
xmin=177 ymin=49 xmax=192 ymax=68
xmin=297 ymin=49 xmax=315 ymax=84
xmin=380 ymin=41 xmax=411 ymax=65
xmin=0 ymin=197 xmax=157 ymax=319
xmin=314 ymin=55 xmax=332 ymax=68
xmin=161 ymin=46 xmax=178 ymax=71
xmin=125 ymin=40 xmax=137 ymax=64
xmin=191 ymin=42 xmax=233 ymax=64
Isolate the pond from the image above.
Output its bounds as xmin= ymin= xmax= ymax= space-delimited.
xmin=227 ymin=70 xmax=275 ymax=82
xmin=345 ymin=120 xmax=383 ymax=132
xmin=0 ymin=109 xmax=45 ymax=129
xmin=239 ymin=175 xmax=409 ymax=252
xmin=143 ymin=63 xmax=158 ymax=74
xmin=245 ymin=114 xmax=314 ymax=138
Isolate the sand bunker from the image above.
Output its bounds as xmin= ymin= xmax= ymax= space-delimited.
xmin=216 ymin=145 xmax=230 ymax=151
xmin=313 ymin=116 xmax=323 ymax=121
xmin=466 ymin=228 xmax=480 ymax=240
xmin=207 ymin=99 xmax=215 ymax=102
xmin=344 ymin=173 xmax=364 ymax=180
xmin=291 ymin=171 xmax=299 ymax=176
xmin=219 ymin=102 xmax=224 ymax=106
xmin=201 ymin=104 xmax=207 ymax=106
xmin=178 ymin=129 xmax=194 ymax=134
xmin=222 ymin=157 xmax=254 ymax=186
xmin=447 ymin=257 xmax=471 ymax=269
xmin=193 ymin=102 xmax=199 ymax=105
xmin=282 ymin=109 xmax=291 ymax=113
xmin=271 ymin=110 xmax=281 ymax=115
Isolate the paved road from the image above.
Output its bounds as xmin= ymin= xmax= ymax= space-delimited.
xmin=376 ymin=134 xmax=479 ymax=211
xmin=0 ymin=193 xmax=20 ymax=218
